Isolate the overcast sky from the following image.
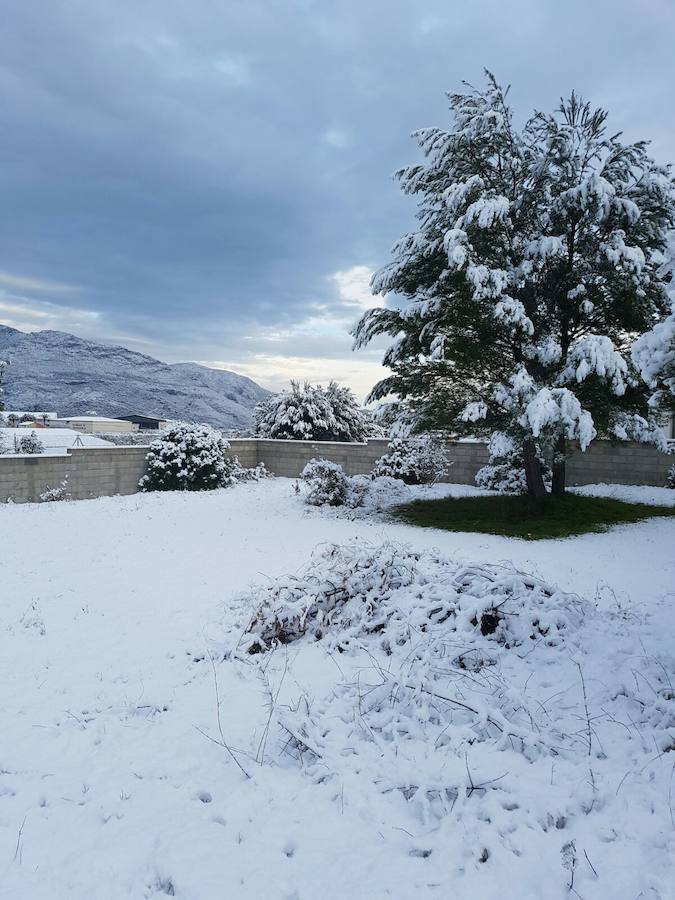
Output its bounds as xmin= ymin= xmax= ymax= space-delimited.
xmin=1 ymin=0 xmax=674 ymax=396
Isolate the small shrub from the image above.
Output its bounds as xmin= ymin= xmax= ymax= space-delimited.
xmin=348 ymin=474 xmax=409 ymax=511
xmin=475 ymin=432 xmax=550 ymax=494
xmin=229 ymin=460 xmax=270 ymax=482
xmin=40 ymin=478 xmax=69 ymax=502
xmin=301 ymin=461 xmax=409 ymax=511
xmin=301 ymin=459 xmax=350 ymax=506
xmin=15 ymin=431 xmax=45 ymax=454
xmin=667 ymin=464 xmax=675 ymax=489
xmin=373 ymin=435 xmax=450 ymax=484
xmin=139 ymin=422 xmax=235 ymax=492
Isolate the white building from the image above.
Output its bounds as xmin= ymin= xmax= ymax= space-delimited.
xmin=49 ymin=416 xmax=138 ymax=434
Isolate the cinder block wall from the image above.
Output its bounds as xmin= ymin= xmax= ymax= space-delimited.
xmin=566 ymin=441 xmax=673 ymax=487
xmin=0 ymin=454 xmax=73 ymax=503
xmin=254 ymin=438 xmax=390 ymax=477
xmin=0 ymin=438 xmax=671 ymax=503
xmin=226 ymin=439 xmax=259 ymax=469
xmin=68 ymin=447 xmax=149 ymax=500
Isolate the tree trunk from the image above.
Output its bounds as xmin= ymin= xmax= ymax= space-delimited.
xmin=523 ymin=439 xmax=547 ymax=499
xmin=551 ymin=435 xmax=566 ymax=496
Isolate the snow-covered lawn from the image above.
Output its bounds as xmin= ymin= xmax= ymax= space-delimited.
xmin=1 ymin=479 xmax=674 ymax=900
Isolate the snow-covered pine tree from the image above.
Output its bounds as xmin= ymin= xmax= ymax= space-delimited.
xmin=15 ymin=431 xmax=44 ymax=454
xmin=353 ymin=72 xmax=675 ymax=498
xmin=254 ymin=380 xmax=373 ymax=442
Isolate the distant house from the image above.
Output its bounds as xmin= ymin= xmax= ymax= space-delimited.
xmin=50 ymin=416 xmax=138 ymax=434
xmin=115 ymin=414 xmax=170 ymax=430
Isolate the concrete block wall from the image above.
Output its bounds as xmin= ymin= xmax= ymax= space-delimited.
xmin=253 ymin=438 xmax=390 ymax=478
xmin=445 ymin=442 xmax=491 ymax=484
xmin=566 ymin=441 xmax=673 ymax=487
xmin=226 ymin=439 xmax=259 ymax=470
xmin=0 ymin=454 xmax=72 ymax=503
xmin=0 ymin=438 xmax=671 ymax=504
xmin=68 ymin=447 xmax=149 ymax=500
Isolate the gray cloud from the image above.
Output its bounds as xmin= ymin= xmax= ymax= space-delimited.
xmin=1 ymin=0 xmax=674 ymax=394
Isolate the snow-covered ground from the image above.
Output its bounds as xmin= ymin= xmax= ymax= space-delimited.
xmin=1 ymin=479 xmax=674 ymax=900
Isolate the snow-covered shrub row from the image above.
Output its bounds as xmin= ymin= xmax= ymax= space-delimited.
xmin=300 ymin=459 xmax=409 ymax=511
xmin=139 ymin=422 xmax=266 ymax=492
xmin=254 ymin=380 xmax=377 ymax=442
xmin=372 ymin=435 xmax=450 ymax=484
xmin=240 ymin=539 xmax=584 ymax=654
xmin=475 ymin=431 xmax=550 ymax=494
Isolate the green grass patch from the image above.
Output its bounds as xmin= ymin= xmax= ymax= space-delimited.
xmin=389 ymin=492 xmax=675 ymax=540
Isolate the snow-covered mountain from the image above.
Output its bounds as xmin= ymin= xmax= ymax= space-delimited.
xmin=0 ymin=325 xmax=269 ymax=429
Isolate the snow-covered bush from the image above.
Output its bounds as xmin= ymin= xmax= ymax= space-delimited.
xmin=234 ymin=539 xmax=596 ymax=850
xmin=255 ymin=380 xmax=374 ymax=442
xmin=666 ymin=465 xmax=675 ymax=489
xmin=301 ymin=459 xmax=350 ymax=506
xmin=139 ymin=422 xmax=236 ymax=492
xmin=475 ymin=431 xmax=550 ymax=494
xmin=348 ymin=474 xmax=409 ymax=511
xmin=372 ymin=435 xmax=450 ymax=484
xmin=240 ymin=539 xmax=584 ymax=654
xmin=15 ymin=431 xmax=45 ymax=454
xmin=229 ymin=460 xmax=269 ymax=482
xmin=301 ymin=460 xmax=410 ymax=512
xmin=40 ymin=479 xmax=69 ymax=502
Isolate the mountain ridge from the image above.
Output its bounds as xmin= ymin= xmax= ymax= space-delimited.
xmin=0 ymin=325 xmax=269 ymax=429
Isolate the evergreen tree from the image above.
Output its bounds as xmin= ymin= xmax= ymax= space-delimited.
xmin=353 ymin=73 xmax=675 ymax=497
xmin=15 ymin=431 xmax=44 ymax=454
xmin=255 ymin=380 xmax=373 ymax=442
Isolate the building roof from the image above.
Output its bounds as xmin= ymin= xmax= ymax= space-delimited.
xmin=2 ymin=428 xmax=114 ymax=454
xmin=116 ymin=413 xmax=166 ymax=422
xmin=53 ymin=415 xmax=125 ymax=422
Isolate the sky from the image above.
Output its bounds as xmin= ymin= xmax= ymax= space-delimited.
xmin=1 ymin=0 xmax=674 ymax=398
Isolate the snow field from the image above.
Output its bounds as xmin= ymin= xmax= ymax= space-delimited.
xmin=0 ymin=479 xmax=674 ymax=899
